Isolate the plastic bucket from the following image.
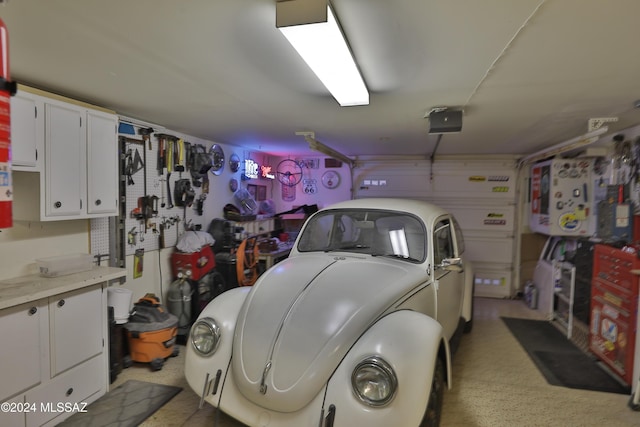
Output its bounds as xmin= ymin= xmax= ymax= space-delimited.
xmin=108 ymin=287 xmax=133 ymax=324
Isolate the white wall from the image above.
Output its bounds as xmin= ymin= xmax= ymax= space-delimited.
xmin=0 ymin=133 xmax=353 ymax=306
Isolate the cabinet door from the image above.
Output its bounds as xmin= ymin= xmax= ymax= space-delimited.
xmin=45 ymin=102 xmax=84 ymax=218
xmin=0 ymin=394 xmax=26 ymax=427
xmin=86 ymin=110 xmax=118 ymax=215
xmin=10 ymin=92 xmax=38 ymax=168
xmin=50 ymin=285 xmax=103 ymax=376
xmin=0 ymin=301 xmax=45 ymax=403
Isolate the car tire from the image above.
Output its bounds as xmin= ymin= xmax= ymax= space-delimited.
xmin=420 ymin=357 xmax=445 ymax=427
xmin=463 ymin=318 xmax=473 ymax=333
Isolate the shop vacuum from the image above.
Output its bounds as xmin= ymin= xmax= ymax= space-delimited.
xmin=124 ymin=294 xmax=179 ymax=371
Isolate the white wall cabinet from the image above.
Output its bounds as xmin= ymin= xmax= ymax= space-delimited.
xmin=13 ymin=91 xmax=119 ymax=221
xmin=0 ymin=277 xmax=113 ymax=427
xmin=45 ymin=101 xmax=85 ymax=218
xmin=86 ymin=110 xmax=119 ymax=216
xmin=10 ymin=90 xmax=42 ymax=170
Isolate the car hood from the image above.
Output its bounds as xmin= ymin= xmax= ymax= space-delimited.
xmin=231 ymin=253 xmax=427 ymax=412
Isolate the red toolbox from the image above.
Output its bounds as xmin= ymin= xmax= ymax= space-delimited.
xmin=590 ymin=244 xmax=639 ymax=385
xmin=171 ymin=245 xmax=215 ymax=280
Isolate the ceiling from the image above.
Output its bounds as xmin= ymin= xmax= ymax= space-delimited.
xmin=2 ymin=0 xmax=640 ymax=159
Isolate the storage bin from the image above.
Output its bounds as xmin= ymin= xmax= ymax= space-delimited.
xmin=36 ymin=253 xmax=94 ymax=277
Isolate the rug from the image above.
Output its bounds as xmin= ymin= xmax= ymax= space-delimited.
xmin=502 ymin=317 xmax=630 ymax=395
xmin=58 ymin=380 xmax=182 ymax=427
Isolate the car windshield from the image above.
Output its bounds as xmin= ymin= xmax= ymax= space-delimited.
xmin=297 ymin=208 xmax=426 ymax=262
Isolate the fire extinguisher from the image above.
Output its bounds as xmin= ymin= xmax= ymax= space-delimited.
xmin=0 ymin=17 xmax=16 ymax=229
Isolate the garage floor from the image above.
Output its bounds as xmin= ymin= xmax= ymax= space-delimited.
xmin=111 ymin=297 xmax=639 ymax=426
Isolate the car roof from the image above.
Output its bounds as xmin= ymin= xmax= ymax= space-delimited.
xmin=319 ymin=198 xmax=449 ymax=226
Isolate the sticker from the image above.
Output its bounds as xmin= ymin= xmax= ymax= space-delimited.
xmin=484 ymin=219 xmax=506 ymax=225
xmin=616 ymin=204 xmax=630 ymax=227
xmin=488 ymin=176 xmax=509 ymax=182
xmin=558 ymin=212 xmax=579 ymax=232
xmin=487 ymin=213 xmax=504 ymax=218
xmin=602 ymin=304 xmax=619 ymax=319
xmin=468 ymin=176 xmax=486 ymax=182
xmin=603 ymin=293 xmax=623 ymax=308
xmin=492 ymin=186 xmax=509 ymax=192
xmin=0 ymin=162 xmax=11 ymax=202
xmin=601 ymin=318 xmax=617 ymax=343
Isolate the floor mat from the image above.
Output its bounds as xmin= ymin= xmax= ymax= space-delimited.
xmin=58 ymin=380 xmax=182 ymax=427
xmin=502 ymin=317 xmax=630 ymax=395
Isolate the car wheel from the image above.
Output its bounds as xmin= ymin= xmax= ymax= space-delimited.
xmin=463 ymin=318 xmax=473 ymax=333
xmin=420 ymin=357 xmax=445 ymax=427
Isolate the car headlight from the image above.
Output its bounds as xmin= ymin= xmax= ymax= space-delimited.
xmin=190 ymin=317 xmax=221 ymax=356
xmin=351 ymin=356 xmax=397 ymax=407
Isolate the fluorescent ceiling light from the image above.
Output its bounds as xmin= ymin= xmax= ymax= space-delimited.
xmin=279 ymin=4 xmax=369 ymax=107
xmin=517 ymin=127 xmax=608 ymax=167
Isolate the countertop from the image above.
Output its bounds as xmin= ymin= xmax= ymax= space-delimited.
xmin=0 ymin=266 xmax=126 ymax=310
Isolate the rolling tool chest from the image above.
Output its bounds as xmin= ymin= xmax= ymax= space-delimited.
xmin=590 ymin=244 xmax=639 ymax=385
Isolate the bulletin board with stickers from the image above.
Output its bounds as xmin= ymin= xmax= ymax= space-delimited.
xmin=90 ymin=120 xmax=222 ymax=269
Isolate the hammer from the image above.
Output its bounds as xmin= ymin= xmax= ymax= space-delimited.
xmin=138 ymin=127 xmax=154 ymax=150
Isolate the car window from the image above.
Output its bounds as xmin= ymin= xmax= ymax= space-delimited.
xmin=433 ymin=219 xmax=455 ymax=266
xmin=297 ymin=209 xmax=426 ymax=262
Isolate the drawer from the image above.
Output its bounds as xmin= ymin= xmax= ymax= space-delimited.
xmin=25 ymin=355 xmax=104 ymax=427
xmin=592 ymin=279 xmax=637 ymax=314
xmin=594 ymin=245 xmax=640 ymax=292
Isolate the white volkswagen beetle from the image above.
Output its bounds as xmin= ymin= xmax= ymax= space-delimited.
xmin=186 ymin=198 xmax=474 ymax=427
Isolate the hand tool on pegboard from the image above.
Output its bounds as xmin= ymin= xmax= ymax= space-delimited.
xmin=162 ymin=135 xmax=176 ymax=209
xmin=175 ymin=138 xmax=185 ymax=178
xmin=138 ymin=127 xmax=154 ymax=150
xmin=124 ymin=147 xmax=144 ymax=185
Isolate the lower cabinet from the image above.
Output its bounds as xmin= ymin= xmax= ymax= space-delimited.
xmin=0 ymin=284 xmax=108 ymax=427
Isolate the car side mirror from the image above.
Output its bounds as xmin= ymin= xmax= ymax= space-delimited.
xmin=438 ymin=257 xmax=463 ymax=272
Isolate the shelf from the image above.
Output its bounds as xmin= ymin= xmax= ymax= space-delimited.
xmin=552 ymin=260 xmax=575 ymax=339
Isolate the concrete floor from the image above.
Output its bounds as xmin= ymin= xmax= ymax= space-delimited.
xmin=111 ymin=297 xmax=640 ymax=426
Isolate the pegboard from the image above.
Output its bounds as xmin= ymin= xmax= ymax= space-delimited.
xmin=90 ymin=217 xmax=110 ymax=257
xmin=121 ymin=131 xmax=207 ymax=256
xmin=89 ymin=123 xmax=212 ymax=260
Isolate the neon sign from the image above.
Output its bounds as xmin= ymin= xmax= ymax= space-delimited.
xmin=244 ymin=159 xmax=259 ymax=179
xmin=261 ymin=165 xmax=275 ymax=180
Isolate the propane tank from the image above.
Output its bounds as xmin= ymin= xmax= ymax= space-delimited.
xmin=0 ymin=17 xmax=15 ymax=229
xmin=167 ymin=272 xmax=193 ymax=338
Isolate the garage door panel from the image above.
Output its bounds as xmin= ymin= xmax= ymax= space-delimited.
xmin=354 ymin=157 xmax=518 ymax=298
xmin=434 ymin=203 xmax=515 ymax=233
xmin=464 ymin=237 xmax=513 ymax=263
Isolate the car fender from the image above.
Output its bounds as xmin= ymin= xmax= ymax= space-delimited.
xmin=324 ymin=310 xmax=449 ymax=427
xmin=462 ymin=260 xmax=475 ymax=323
xmin=185 ymin=286 xmax=251 ymax=406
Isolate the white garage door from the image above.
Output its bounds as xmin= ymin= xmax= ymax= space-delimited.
xmin=353 ymin=157 xmax=519 ymax=298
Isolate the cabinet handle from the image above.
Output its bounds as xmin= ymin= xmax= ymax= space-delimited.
xmin=58 ymin=299 xmax=65 ymax=307
xmin=95 ymin=199 xmax=101 ymax=206
xmin=54 ymin=201 xmax=62 ymax=209
xmin=66 ymin=387 xmax=73 ymax=397
xmin=28 ymin=306 xmax=37 ymax=316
